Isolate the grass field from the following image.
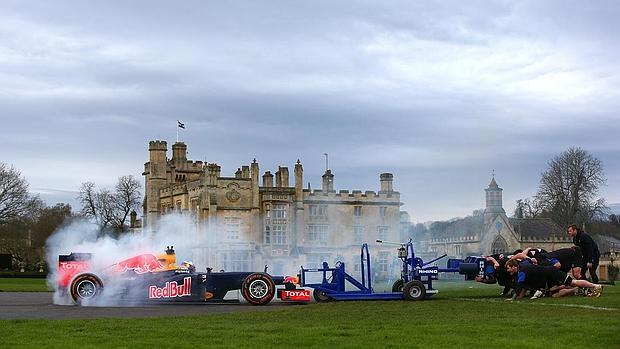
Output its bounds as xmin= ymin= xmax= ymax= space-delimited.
xmin=1 ymin=280 xmax=619 ymax=348
xmin=0 ymin=278 xmax=50 ymax=292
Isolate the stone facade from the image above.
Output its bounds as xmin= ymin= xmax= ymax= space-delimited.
xmin=142 ymin=140 xmax=402 ymax=277
xmin=425 ymin=177 xmax=573 ymax=258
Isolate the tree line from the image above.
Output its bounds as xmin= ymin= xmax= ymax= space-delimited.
xmin=0 ymin=162 xmax=141 ymax=271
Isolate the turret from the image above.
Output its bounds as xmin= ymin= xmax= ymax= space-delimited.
xmin=130 ymin=210 xmax=138 ymax=228
xmin=294 ymin=160 xmax=303 ymax=202
xmin=380 ymin=173 xmax=393 ymax=193
xmin=251 ymin=159 xmax=259 ymax=208
xmin=148 ymin=140 xmax=168 ymax=167
xmin=171 ymin=142 xmax=187 ymax=167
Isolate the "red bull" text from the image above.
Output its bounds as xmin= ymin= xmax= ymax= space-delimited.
xmin=148 ymin=277 xmax=192 ymax=299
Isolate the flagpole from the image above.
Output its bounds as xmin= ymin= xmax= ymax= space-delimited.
xmin=176 ymin=120 xmax=179 ymax=143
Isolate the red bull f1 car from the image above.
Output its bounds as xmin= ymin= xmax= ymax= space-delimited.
xmin=58 ymin=246 xmax=310 ymax=305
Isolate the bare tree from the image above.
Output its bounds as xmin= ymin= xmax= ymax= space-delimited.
xmin=513 ymin=198 xmax=544 ymax=219
xmin=112 ymin=175 xmax=141 ymax=230
xmin=534 ymin=147 xmax=607 ymax=227
xmin=78 ymin=175 xmax=141 ymax=233
xmin=0 ymin=163 xmax=40 ymax=225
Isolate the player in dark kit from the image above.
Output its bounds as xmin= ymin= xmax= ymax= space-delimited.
xmin=567 ymin=225 xmax=600 ymax=283
xmin=505 ymin=259 xmax=602 ymax=299
xmin=474 ymin=254 xmax=515 ymax=296
xmin=530 ymin=247 xmax=583 ymax=278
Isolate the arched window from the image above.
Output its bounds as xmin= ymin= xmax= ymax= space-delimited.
xmin=491 ymin=235 xmax=508 ymax=255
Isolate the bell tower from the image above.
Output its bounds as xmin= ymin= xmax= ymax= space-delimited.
xmin=484 ymin=176 xmax=505 ymax=215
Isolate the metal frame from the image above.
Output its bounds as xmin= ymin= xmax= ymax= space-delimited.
xmin=299 ymin=240 xmax=486 ymax=301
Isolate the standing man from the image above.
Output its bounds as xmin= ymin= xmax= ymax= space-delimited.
xmin=567 ymin=224 xmax=600 ymax=283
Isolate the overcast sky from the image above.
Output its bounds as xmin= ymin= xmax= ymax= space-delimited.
xmin=1 ymin=0 xmax=618 ymax=222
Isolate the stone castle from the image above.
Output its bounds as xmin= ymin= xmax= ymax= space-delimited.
xmin=140 ymin=140 xmax=579 ymax=278
xmin=142 ymin=140 xmax=402 ymax=277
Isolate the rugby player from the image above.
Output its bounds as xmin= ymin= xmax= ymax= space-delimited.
xmin=505 ymin=259 xmax=602 ymax=299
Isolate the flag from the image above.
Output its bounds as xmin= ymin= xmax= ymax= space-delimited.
xmin=178 ymin=121 xmax=185 ymax=129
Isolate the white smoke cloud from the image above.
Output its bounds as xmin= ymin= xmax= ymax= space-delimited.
xmin=46 ymin=214 xmax=204 ymax=306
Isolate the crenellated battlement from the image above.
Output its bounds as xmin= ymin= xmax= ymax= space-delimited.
xmin=149 ymin=140 xmax=167 ymax=151
xmin=305 ymin=188 xmax=399 ymax=201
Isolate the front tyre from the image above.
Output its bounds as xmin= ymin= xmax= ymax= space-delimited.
xmin=403 ymin=280 xmax=426 ymax=301
xmin=70 ymin=273 xmax=103 ymax=304
xmin=241 ymin=273 xmax=275 ymax=305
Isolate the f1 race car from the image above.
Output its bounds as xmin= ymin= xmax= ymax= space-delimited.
xmin=58 ymin=246 xmax=310 ymax=305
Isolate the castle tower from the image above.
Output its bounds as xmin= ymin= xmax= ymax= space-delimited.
xmin=484 ymin=177 xmax=505 ymax=215
xmin=144 ymin=140 xmax=168 ymax=225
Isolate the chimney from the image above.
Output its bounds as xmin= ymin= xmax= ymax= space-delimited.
xmin=241 ymin=165 xmax=250 ymax=178
xmin=276 ymin=166 xmax=289 ymax=187
xmin=263 ymin=171 xmax=274 ymax=187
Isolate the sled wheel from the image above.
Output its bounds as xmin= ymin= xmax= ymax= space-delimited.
xmin=313 ymin=289 xmax=332 ymax=302
xmin=70 ymin=273 xmax=103 ymax=304
xmin=241 ymin=273 xmax=275 ymax=305
xmin=391 ymin=279 xmax=404 ymax=292
xmin=403 ymin=280 xmax=426 ymax=301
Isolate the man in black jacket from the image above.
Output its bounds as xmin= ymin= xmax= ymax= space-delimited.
xmin=567 ymin=224 xmax=600 ymax=283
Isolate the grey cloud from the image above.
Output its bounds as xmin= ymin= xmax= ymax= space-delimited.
xmin=1 ymin=1 xmax=618 ymax=221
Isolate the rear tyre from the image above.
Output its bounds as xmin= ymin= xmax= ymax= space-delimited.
xmin=313 ymin=289 xmax=332 ymax=302
xmin=70 ymin=273 xmax=103 ymax=304
xmin=403 ymin=280 xmax=426 ymax=301
xmin=391 ymin=279 xmax=404 ymax=292
xmin=241 ymin=273 xmax=275 ymax=305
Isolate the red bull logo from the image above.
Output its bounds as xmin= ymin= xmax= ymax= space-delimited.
xmin=284 ymin=276 xmax=299 ymax=285
xmin=149 ymin=277 xmax=192 ymax=299
xmin=114 ymin=254 xmax=164 ymax=274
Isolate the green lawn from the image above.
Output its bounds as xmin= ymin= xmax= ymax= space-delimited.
xmin=1 ymin=281 xmax=619 ymax=348
xmin=0 ymin=278 xmax=50 ymax=292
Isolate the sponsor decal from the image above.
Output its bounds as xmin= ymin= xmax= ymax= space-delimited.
xmin=280 ymin=289 xmax=311 ymax=301
xmin=149 ymin=277 xmax=192 ymax=299
xmin=59 ymin=262 xmax=89 ymax=270
xmin=203 ymin=291 xmax=214 ymax=300
xmin=418 ymin=269 xmax=438 ymax=275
